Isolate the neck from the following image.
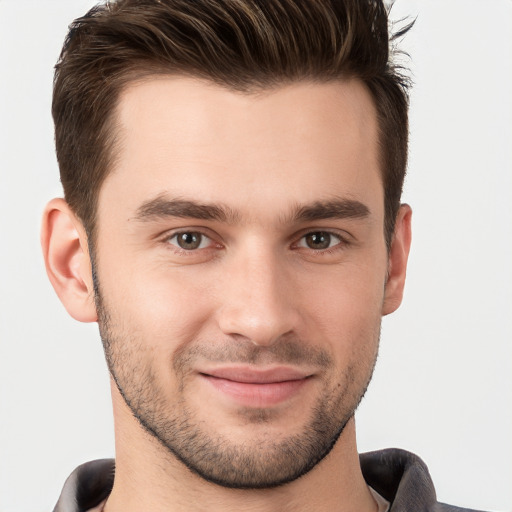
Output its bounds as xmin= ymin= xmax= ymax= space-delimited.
xmin=104 ymin=385 xmax=376 ymax=512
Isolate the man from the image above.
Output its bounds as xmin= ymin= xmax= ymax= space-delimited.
xmin=40 ymin=1 xmax=482 ymax=511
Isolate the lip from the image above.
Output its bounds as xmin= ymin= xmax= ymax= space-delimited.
xmin=199 ymin=366 xmax=313 ymax=407
xmin=202 ymin=366 xmax=311 ymax=383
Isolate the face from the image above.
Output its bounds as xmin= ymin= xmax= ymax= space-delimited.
xmin=94 ymin=77 xmax=391 ymax=488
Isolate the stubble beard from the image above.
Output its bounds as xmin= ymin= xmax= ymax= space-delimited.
xmin=94 ymin=283 xmax=379 ymax=489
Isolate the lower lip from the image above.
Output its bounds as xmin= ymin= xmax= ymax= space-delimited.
xmin=201 ymin=375 xmax=309 ymax=407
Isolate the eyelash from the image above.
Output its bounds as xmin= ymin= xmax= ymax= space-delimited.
xmin=162 ymin=229 xmax=350 ymax=256
xmin=163 ymin=230 xmax=219 ymax=256
xmin=293 ymin=231 xmax=348 ymax=253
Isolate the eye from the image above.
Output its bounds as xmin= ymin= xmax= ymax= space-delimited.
xmin=297 ymin=231 xmax=342 ymax=250
xmin=168 ymin=231 xmax=211 ymax=250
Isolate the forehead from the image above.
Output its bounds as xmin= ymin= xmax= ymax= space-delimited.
xmin=99 ymin=76 xmax=382 ymax=224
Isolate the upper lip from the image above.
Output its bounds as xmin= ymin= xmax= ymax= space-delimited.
xmin=200 ymin=366 xmax=312 ymax=383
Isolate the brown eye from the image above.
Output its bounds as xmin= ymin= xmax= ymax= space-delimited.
xmin=170 ymin=232 xmax=207 ymax=250
xmin=305 ymin=232 xmax=331 ymax=249
xmin=299 ymin=232 xmax=341 ymax=250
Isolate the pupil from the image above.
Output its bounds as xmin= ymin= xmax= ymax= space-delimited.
xmin=307 ymin=232 xmax=330 ymax=250
xmin=178 ymin=232 xmax=201 ymax=249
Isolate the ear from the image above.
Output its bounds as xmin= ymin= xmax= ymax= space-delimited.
xmin=41 ymin=198 xmax=97 ymax=322
xmin=382 ymin=204 xmax=412 ymax=316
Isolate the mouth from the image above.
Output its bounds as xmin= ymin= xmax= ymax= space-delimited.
xmin=198 ymin=366 xmax=313 ymax=407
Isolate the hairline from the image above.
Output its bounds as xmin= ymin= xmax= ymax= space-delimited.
xmin=85 ymin=70 xmax=391 ymax=255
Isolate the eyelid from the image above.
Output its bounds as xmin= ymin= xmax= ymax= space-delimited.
xmin=156 ymin=226 xmax=352 ymax=255
xmin=167 ymin=231 xmax=212 ymax=250
xmin=291 ymin=228 xmax=352 ymax=246
xmin=295 ymin=231 xmax=343 ymax=248
xmin=160 ymin=227 xmax=224 ymax=252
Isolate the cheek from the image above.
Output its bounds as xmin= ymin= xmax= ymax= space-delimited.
xmin=298 ymin=261 xmax=386 ymax=359
xmin=98 ymin=255 xmax=216 ymax=350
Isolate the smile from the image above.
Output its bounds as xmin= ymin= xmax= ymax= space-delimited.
xmin=199 ymin=367 xmax=313 ymax=408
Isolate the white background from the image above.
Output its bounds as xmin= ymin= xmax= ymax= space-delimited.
xmin=0 ymin=1 xmax=510 ymax=511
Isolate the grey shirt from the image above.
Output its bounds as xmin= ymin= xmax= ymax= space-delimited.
xmin=53 ymin=448 xmax=485 ymax=512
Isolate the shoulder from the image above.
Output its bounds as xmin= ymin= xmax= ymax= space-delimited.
xmin=360 ymin=448 xmax=487 ymax=512
xmin=53 ymin=459 xmax=114 ymax=512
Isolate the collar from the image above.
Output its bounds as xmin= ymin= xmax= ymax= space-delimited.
xmin=52 ymin=448 xmax=452 ymax=512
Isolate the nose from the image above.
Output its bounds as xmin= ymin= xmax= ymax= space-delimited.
xmin=216 ymin=247 xmax=301 ymax=347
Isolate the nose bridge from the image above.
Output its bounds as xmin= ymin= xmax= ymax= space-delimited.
xmin=217 ymin=243 xmax=298 ymax=346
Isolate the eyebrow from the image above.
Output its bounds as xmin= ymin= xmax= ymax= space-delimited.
xmin=133 ymin=195 xmax=370 ymax=224
xmin=134 ymin=196 xmax=239 ymax=223
xmin=290 ymin=198 xmax=370 ymax=223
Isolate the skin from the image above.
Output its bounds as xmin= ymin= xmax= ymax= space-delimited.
xmin=42 ymin=77 xmax=412 ymax=512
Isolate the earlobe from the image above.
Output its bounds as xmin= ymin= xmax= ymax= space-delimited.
xmin=41 ymin=198 xmax=97 ymax=322
xmin=382 ymin=204 xmax=412 ymax=316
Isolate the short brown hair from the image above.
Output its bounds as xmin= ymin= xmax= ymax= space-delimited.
xmin=53 ymin=0 xmax=411 ymax=247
